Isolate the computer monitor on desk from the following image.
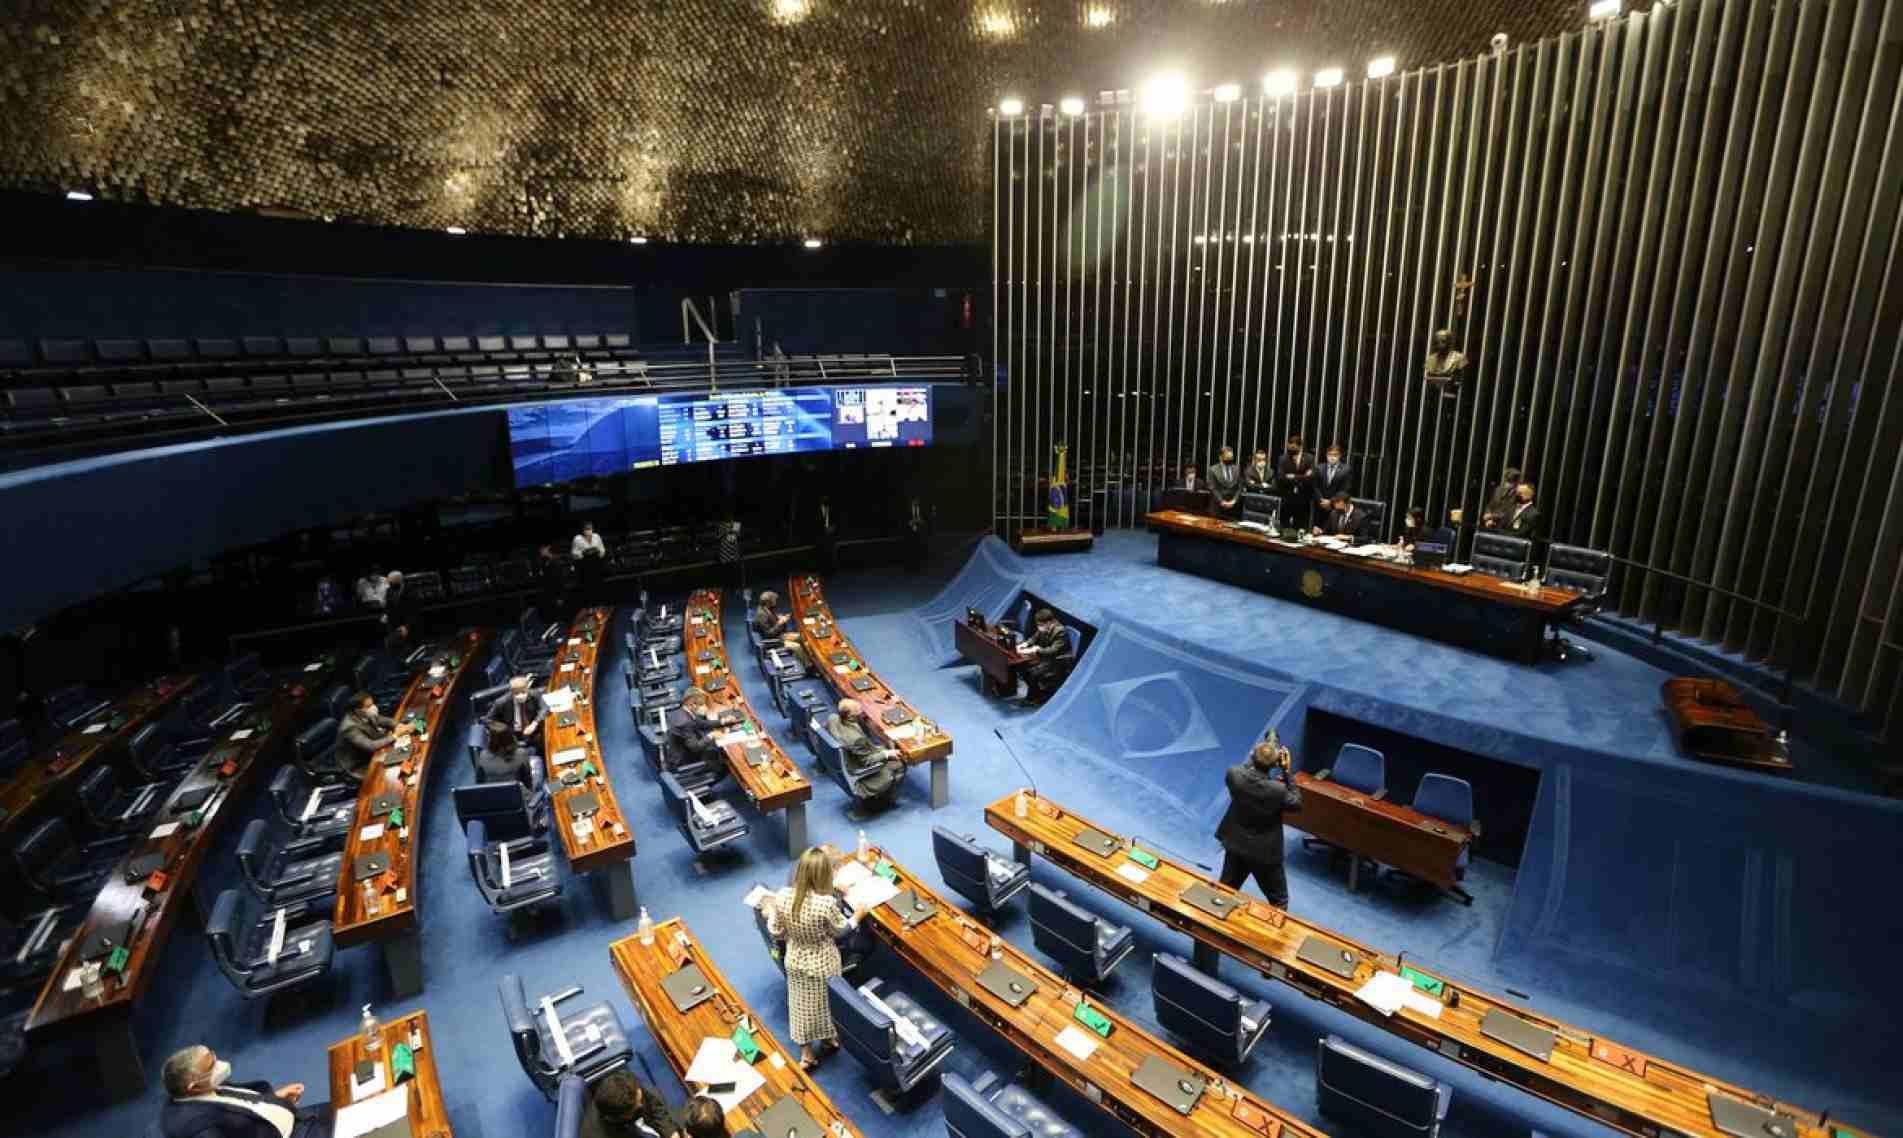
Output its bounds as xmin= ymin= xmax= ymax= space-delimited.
xmin=1159 ymin=488 xmax=1212 ymax=515
xmin=1414 ymin=541 xmax=1450 ymax=571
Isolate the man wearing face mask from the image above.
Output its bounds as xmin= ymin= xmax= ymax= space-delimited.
xmin=1206 ymin=445 xmax=1243 ymax=517
xmin=1243 ymin=448 xmax=1275 ymax=494
xmin=1482 ymin=482 xmax=1542 ymax=539
xmin=333 ymin=691 xmax=412 ymax=784
xmin=1275 ymin=434 xmax=1315 ymax=529
xmin=485 ymin=675 xmax=547 ymax=755
xmin=159 ymin=1044 xmax=330 ymax=1138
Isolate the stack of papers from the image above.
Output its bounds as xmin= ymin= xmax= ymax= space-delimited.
xmin=684 ymin=1038 xmax=767 ymax=1112
xmin=551 ymin=746 xmax=587 ymax=767
xmin=1354 ymin=971 xmax=1443 ymax=1019
xmin=843 ymin=874 xmax=899 ymax=912
xmin=1054 ymin=1024 xmax=1100 ymax=1061
xmin=335 ymin=1084 xmax=408 ymax=1138
xmin=543 ymin=690 xmax=577 ymax=713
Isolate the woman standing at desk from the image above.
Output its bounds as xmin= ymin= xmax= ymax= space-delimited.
xmin=762 ymin=848 xmax=863 ymax=1070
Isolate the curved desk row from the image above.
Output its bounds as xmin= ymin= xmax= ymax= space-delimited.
xmin=543 ymin=607 xmax=638 ymax=918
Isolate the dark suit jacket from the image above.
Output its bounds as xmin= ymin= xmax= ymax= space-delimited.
xmin=475 ymin=746 xmax=533 ymax=787
xmin=1215 ymin=763 xmax=1302 ymax=865
xmin=578 ymin=1077 xmax=677 ymax=1138
xmin=485 ymin=691 xmax=546 ymax=737
xmin=752 ymin=606 xmax=789 ymax=638
xmin=1321 ymin=505 xmax=1377 ymax=542
xmin=1275 ymin=454 xmax=1314 ymax=499
xmin=1313 ymin=461 xmax=1355 ymax=503
xmin=1206 ymin=462 xmax=1243 ymax=503
xmin=1242 ymin=462 xmax=1275 ymax=494
xmin=161 ymin=1082 xmax=305 ymax=1138
xmin=663 ymin=707 xmax=721 ymax=769
xmin=1501 ymin=502 xmax=1542 ymax=538
xmin=827 ymin=713 xmax=903 ymax=802
xmin=334 ymin=709 xmax=397 ymax=780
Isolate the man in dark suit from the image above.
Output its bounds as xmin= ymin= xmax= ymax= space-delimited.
xmin=1313 ymin=494 xmax=1378 ymax=541
xmin=1206 ymin=445 xmax=1243 ymax=517
xmin=1021 ymin=608 xmax=1075 ymax=704
xmin=1214 ymin=740 xmax=1303 ymax=909
xmin=485 ymin=676 xmax=546 ymax=755
xmin=159 ymin=1044 xmax=330 ymax=1138
xmin=1275 ymin=435 xmax=1315 ymax=528
xmin=1179 ymin=465 xmax=1201 ymax=493
xmin=1479 ymin=466 xmax=1523 ymax=530
xmin=826 ymin=699 xmax=904 ymax=810
xmin=663 ymin=689 xmax=730 ymax=788
xmin=1313 ymin=443 xmax=1355 ymax=508
xmin=1483 ymin=482 xmax=1542 ymax=539
xmin=332 ymin=691 xmax=411 ymax=784
xmin=1243 ymin=448 xmax=1275 ymax=494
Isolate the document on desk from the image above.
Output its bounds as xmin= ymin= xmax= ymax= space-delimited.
xmin=1356 ymin=971 xmax=1443 ymax=1019
xmin=82 ymin=723 xmax=108 ymax=735
xmin=149 ymin=821 xmax=180 ymax=840
xmin=1115 ymin=862 xmax=1150 ymax=885
xmin=542 ymin=690 xmax=576 ymax=713
xmin=843 ymin=874 xmax=899 ymax=912
xmin=712 ymin=729 xmax=751 ymax=748
xmin=1054 ymin=1024 xmax=1100 ymax=1062
xmin=335 ymin=1084 xmax=409 ymax=1136
xmin=834 ymin=860 xmax=872 ymax=889
xmin=229 ymin=728 xmax=255 ymax=742
xmin=358 ymin=823 xmax=385 ymax=842
xmin=551 ymin=746 xmax=587 ymax=767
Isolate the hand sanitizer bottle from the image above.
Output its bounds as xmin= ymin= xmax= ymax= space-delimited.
xmin=857 ymin=829 xmax=869 ymax=861
xmin=361 ymin=1004 xmax=382 ymax=1052
xmin=637 ymin=907 xmax=655 ymax=946
xmin=1015 ymin=788 xmax=1029 ymax=818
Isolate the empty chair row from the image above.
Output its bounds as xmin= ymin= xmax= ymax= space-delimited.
xmin=0 ymin=332 xmax=640 ymax=374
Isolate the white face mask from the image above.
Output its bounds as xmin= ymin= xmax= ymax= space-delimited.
xmin=205 ymin=1059 xmax=231 ymax=1089
xmin=514 ymin=692 xmax=528 ymax=703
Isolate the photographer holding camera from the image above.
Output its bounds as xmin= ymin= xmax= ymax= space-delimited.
xmin=1214 ymin=737 xmax=1304 ymax=910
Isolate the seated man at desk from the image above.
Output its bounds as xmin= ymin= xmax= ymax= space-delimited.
xmin=679 ymin=1098 xmax=723 ymax=1138
xmin=333 ymin=690 xmax=412 ymax=783
xmin=1179 ymin=464 xmax=1202 ymax=493
xmin=827 ymin=699 xmax=904 ymax=810
xmin=1214 ymin=740 xmax=1303 ymax=909
xmin=753 ymin=590 xmax=793 ymax=639
xmin=773 ymin=631 xmax=813 ymax=674
xmin=580 ymin=1069 xmax=679 ymax=1138
xmin=159 ymin=1044 xmax=330 ymax=1138
xmin=475 ymin=721 xmax=534 ymax=788
xmin=1021 ymin=608 xmax=1075 ymax=705
xmin=485 ymin=675 xmax=547 ymax=755
xmin=664 ymin=689 xmax=732 ymax=788
xmin=1313 ymin=493 xmax=1377 ymax=541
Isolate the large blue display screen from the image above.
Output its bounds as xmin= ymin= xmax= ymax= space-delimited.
xmin=507 ymin=384 xmax=932 ymax=485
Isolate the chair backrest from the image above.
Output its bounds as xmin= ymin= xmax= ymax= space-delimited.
xmin=553 ymin=1074 xmax=588 ymax=1138
xmin=1027 ymin=884 xmax=1096 ymax=970
xmin=1472 ymin=532 xmax=1531 ymax=581
xmin=321 ymin=683 xmax=351 ymax=721
xmin=944 ymin=1072 xmax=1034 ymax=1138
xmin=827 ymin=977 xmax=897 ymax=1073
xmin=1152 ymin=952 xmax=1243 ymax=1049
xmin=1064 ymin=626 xmax=1081 ymax=658
xmin=498 ymin=973 xmax=558 ymax=1092
xmin=236 ymin=818 xmax=273 ymax=890
xmin=1412 ymin=774 xmax=1473 ymax=829
xmin=1350 ymin=498 xmax=1388 ymax=529
xmin=1316 ymin=1034 xmax=1444 ymax=1138
xmin=75 ymin=765 xmax=116 ymax=818
xmin=128 ymin=723 xmax=168 ymax=772
xmin=1013 ymin=598 xmax=1031 ymax=630
xmin=454 ymin=781 xmax=533 ymax=842
xmin=13 ymin=817 xmax=73 ymax=890
xmin=932 ymin=827 xmax=991 ymax=907
xmin=269 ymin=763 xmax=306 ymax=811
xmin=206 ymin=888 xmax=254 ymax=981
xmin=810 ymin=720 xmax=845 ymax=775
xmin=228 ymin=651 xmax=262 ymax=683
xmin=295 ymin=718 xmax=337 ymax=769
xmin=1333 ymin=744 xmax=1386 ymax=796
xmin=1546 ymin=543 xmax=1612 ymax=597
xmin=1241 ymin=493 xmax=1281 ymax=525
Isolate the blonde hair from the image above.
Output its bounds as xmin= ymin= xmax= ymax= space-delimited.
xmin=789 ymin=847 xmax=834 ymax=922
xmin=838 ymin=698 xmax=861 ymax=717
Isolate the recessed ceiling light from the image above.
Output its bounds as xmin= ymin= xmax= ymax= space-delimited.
xmin=445 ymin=226 xmax=467 ymax=235
xmin=999 ymin=97 xmax=1025 ymax=116
xmin=1367 ymin=56 xmax=1396 ymax=79
xmin=1060 ymin=96 xmax=1086 ymax=116
xmin=1213 ymin=83 xmax=1242 ymax=103
xmin=803 ymin=237 xmax=824 ymax=249
xmin=65 ymin=190 xmax=93 ymax=202
xmin=1313 ymin=68 xmax=1344 ymax=88
xmin=1262 ymin=70 xmax=1297 ymax=97
xmin=1139 ymin=72 xmax=1190 ymax=118
xmin=629 ymin=236 xmax=649 ymax=244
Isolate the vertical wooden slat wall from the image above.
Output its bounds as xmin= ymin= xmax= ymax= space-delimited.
xmin=989 ymin=0 xmax=1903 ymax=737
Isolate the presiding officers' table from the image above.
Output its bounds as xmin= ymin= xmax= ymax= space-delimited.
xmin=0 ymin=674 xmax=197 ymax=844
xmin=787 ymin=574 xmax=953 ymax=807
xmin=685 ymin=588 xmax=813 ymax=858
xmin=26 ymin=663 xmax=333 ymax=1098
xmin=836 ymin=843 xmax=1328 ymax=1138
xmin=332 ymin=630 xmax=486 ymax=996
xmin=1287 ymin=771 xmax=1471 ymax=893
xmin=1145 ymin=510 xmax=1583 ymax=663
xmin=610 ymin=917 xmax=865 ymax=1138
xmin=986 ymin=792 xmax=1871 ymax=1138
xmin=542 ymin=607 xmax=639 ymax=919
xmin=953 ymin=619 xmax=1038 ymax=698
xmin=327 ymin=1009 xmax=453 ymax=1138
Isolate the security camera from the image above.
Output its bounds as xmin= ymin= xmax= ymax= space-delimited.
xmin=1490 ymin=32 xmax=1509 ymax=54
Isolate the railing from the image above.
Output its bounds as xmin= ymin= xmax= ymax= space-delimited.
xmin=680 ymin=297 xmax=720 ymax=387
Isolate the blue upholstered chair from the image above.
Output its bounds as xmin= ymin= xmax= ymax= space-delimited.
xmin=12 ymin=818 xmax=123 ymax=903
xmin=931 ymin=827 xmax=1030 ymax=913
xmin=498 ymin=973 xmax=632 ymax=1101
xmin=268 ymin=764 xmax=354 ymax=845
xmin=236 ymin=818 xmax=343 ymax=908
xmin=1027 ymin=883 xmax=1133 ymax=983
xmin=205 ymin=888 xmax=334 ymax=999
xmin=0 ymin=737 xmax=25 ymax=779
xmin=1315 ymin=1034 xmax=1451 ymax=1138
xmin=127 ymin=722 xmax=195 ymax=781
xmin=782 ymin=681 xmax=831 ymax=746
xmin=809 ymin=719 xmax=888 ymax=803
xmin=552 ymin=1074 xmax=587 ymax=1138
xmin=659 ymin=770 xmax=749 ymax=854
xmin=944 ymin=1071 xmax=1084 ymax=1138
xmin=1011 ymin=598 xmax=1032 ymax=632
xmin=1472 ymin=532 xmax=1531 ymax=582
xmin=827 ymin=976 xmax=954 ymax=1095
xmin=464 ymin=819 xmax=562 ymax=916
xmin=1391 ymin=773 xmax=1478 ymax=905
xmin=45 ymin=685 xmax=110 ymax=730
xmin=0 ymin=905 xmax=75 ymax=987
xmin=292 ymin=717 xmax=343 ymax=782
xmin=1151 ymin=952 xmax=1272 ymax=1064
xmin=320 ymin=683 xmax=352 ymax=722
xmin=226 ymin=651 xmax=271 ymax=697
xmin=1304 ymin=744 xmax=1388 ymax=869
xmin=74 ymin=765 xmax=168 ymax=837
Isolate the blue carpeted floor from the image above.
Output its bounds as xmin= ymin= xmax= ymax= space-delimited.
xmin=20 ymin=535 xmax=1900 ymax=1138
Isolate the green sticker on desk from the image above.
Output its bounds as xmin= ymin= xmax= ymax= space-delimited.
xmin=449 ymin=655 xmax=462 ymax=668
xmin=872 ymin=861 xmax=898 ymax=883
xmin=732 ymin=1024 xmax=762 ymax=1063
xmin=391 ymin=1043 xmax=416 ymax=1081
xmin=1072 ymin=1002 xmax=1113 ymax=1038
xmin=581 ymin=760 xmax=600 ymax=778
xmin=105 ymin=946 xmax=130 ymax=974
xmin=1400 ymin=965 xmax=1443 ymax=996
xmin=1127 ymin=848 xmax=1159 ymax=870
xmin=181 ymin=810 xmax=204 ymax=828
xmin=388 ymin=807 xmax=405 ymax=830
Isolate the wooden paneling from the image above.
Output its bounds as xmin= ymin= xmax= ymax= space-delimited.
xmin=786 ymin=575 xmax=951 ymax=764
xmin=0 ymin=675 xmax=196 ymax=840
xmin=1288 ymin=772 xmax=1470 ymax=890
xmin=542 ymin=607 xmax=636 ymax=875
xmin=326 ymin=1010 xmax=453 ymax=1138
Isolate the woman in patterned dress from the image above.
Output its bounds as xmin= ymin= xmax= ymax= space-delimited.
xmin=762 ymin=848 xmax=863 ymax=1069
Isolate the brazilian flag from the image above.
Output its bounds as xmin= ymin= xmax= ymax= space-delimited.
xmin=1047 ymin=444 xmax=1070 ymax=529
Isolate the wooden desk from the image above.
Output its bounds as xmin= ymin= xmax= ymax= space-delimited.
xmin=1146 ymin=510 xmax=1584 ymax=663
xmin=326 ymin=1009 xmax=453 ymax=1138
xmin=542 ymin=607 xmax=638 ymax=918
xmin=985 ymin=793 xmax=1868 ymax=1138
xmin=609 ymin=918 xmax=865 ymax=1138
xmin=786 ymin=575 xmax=953 ymax=807
xmin=0 ymin=674 xmax=196 ymax=843
xmin=24 ymin=666 xmax=330 ymax=1098
xmin=332 ymin=630 xmax=486 ymax=996
xmin=953 ymin=620 xmax=1034 ymax=698
xmin=839 ymin=845 xmax=1325 ymax=1138
xmin=684 ymin=589 xmax=812 ymax=858
xmin=1288 ymin=772 xmax=1470 ymax=892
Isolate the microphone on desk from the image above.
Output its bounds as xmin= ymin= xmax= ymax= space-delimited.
xmin=992 ymin=727 xmax=1038 ymax=799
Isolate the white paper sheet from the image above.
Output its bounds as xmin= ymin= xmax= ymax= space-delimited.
xmin=542 ymin=689 xmax=576 ymax=713
xmin=1054 ymin=1025 xmax=1100 ymax=1062
xmin=81 ymin=724 xmax=107 ymax=736
xmin=1401 ymin=990 xmax=1443 ymax=1019
xmin=742 ymin=884 xmax=771 ymax=909
xmin=149 ymin=821 xmax=180 ymax=840
xmin=561 ymin=663 xmax=576 ymax=673
xmin=358 ymin=823 xmax=385 ymax=842
xmin=226 ymin=727 xmax=254 ymax=742
xmin=1354 ymin=971 xmax=1414 ymax=1016
xmin=684 ymin=1037 xmax=740 ymax=1085
xmin=833 ymin=860 xmax=872 ymax=889
xmin=335 ymin=1084 xmax=409 ymax=1135
xmin=551 ymin=746 xmax=587 ymax=766
xmin=844 ymin=875 xmax=899 ymax=912
xmin=304 ymin=662 xmax=325 ymax=673
xmin=568 ymin=638 xmax=582 ymax=646
xmin=712 ymin=729 xmax=750 ymax=748
xmin=1115 ymin=862 xmax=1150 ymax=885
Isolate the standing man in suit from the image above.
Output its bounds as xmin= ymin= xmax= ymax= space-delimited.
xmin=1313 ymin=443 xmax=1355 ymax=509
xmin=1483 ymin=482 xmax=1542 ymax=539
xmin=159 ymin=1044 xmax=330 ymax=1138
xmin=485 ymin=676 xmax=546 ymax=755
xmin=380 ymin=571 xmax=408 ymax=631
xmin=1313 ymin=494 xmax=1377 ymax=541
xmin=1243 ymin=447 xmax=1275 ymax=494
xmin=1275 ymin=435 xmax=1315 ymax=529
xmin=1207 ymin=445 xmax=1243 ymax=517
xmin=1479 ymin=466 xmax=1522 ymax=530
xmin=333 ymin=691 xmax=411 ymax=784
xmin=1214 ymin=740 xmax=1303 ymax=909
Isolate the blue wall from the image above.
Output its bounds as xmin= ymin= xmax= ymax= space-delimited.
xmin=0 ymin=267 xmax=643 ymax=342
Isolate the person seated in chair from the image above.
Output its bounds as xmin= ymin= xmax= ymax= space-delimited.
xmin=1312 ymin=493 xmax=1377 ymax=542
xmin=826 ymin=699 xmax=904 ymax=809
xmin=580 ymin=1069 xmax=679 ymax=1138
xmin=774 ymin=631 xmax=812 ymax=674
xmin=1179 ymin=464 xmax=1201 ymax=493
xmin=678 ymin=1098 xmax=723 ymax=1138
xmin=474 ymin=721 xmax=533 ymax=788
xmin=752 ymin=591 xmax=792 ymax=639
xmin=333 ymin=690 xmax=411 ymax=784
xmin=485 ymin=675 xmax=546 ymax=755
xmin=1022 ymin=608 xmax=1075 ymax=704
xmin=159 ymin=1044 xmax=329 ymax=1138
xmin=1394 ymin=505 xmax=1456 ymax=551
xmin=664 ymin=689 xmax=731 ymax=788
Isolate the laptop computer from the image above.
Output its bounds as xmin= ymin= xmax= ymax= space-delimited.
xmin=352 ymin=852 xmax=390 ymax=881
xmin=886 ymin=890 xmax=937 ymax=928
xmin=566 ymin=793 xmax=601 ymax=820
xmin=754 ymin=1095 xmax=826 ymax=1138
xmin=880 ymin=707 xmax=914 ymax=727
xmin=1131 ymin=1054 xmax=1206 ymax=1115
xmin=849 ymin=676 xmax=876 ymax=692
xmin=1708 ymin=1092 xmax=1799 ymax=1138
xmin=1414 ymin=540 xmax=1451 ymax=570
